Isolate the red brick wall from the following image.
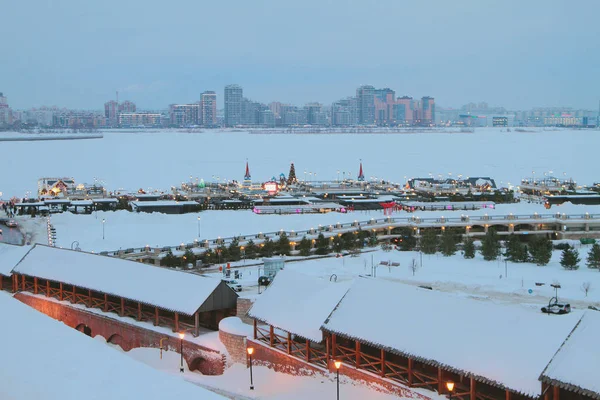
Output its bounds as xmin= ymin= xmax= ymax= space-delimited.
xmin=236 ymin=297 xmax=255 ymax=325
xmin=247 ymin=339 xmax=432 ymax=400
xmin=15 ymin=293 xmax=225 ymax=375
xmin=219 ymin=329 xmax=247 ymax=365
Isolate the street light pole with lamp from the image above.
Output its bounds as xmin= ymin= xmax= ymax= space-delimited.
xmin=334 ymin=360 xmax=341 ymax=400
xmin=446 ymin=381 xmax=455 ymax=399
xmin=197 ymin=216 xmax=201 ymax=238
xmin=247 ymin=347 xmax=254 ymax=390
xmin=179 ymin=332 xmax=185 ymax=373
xmin=102 ymin=218 xmax=105 ymax=240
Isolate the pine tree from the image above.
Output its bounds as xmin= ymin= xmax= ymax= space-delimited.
xmin=276 ymin=232 xmax=291 ymax=256
xmin=419 ymin=229 xmax=438 ymax=255
xmin=260 ymin=238 xmax=275 ymax=257
xmin=463 ymin=237 xmax=475 ymax=259
xmin=529 ymin=236 xmax=552 ymax=266
xmin=298 ymin=236 xmax=311 ymax=257
xmin=228 ymin=237 xmax=241 ymax=261
xmin=244 ymin=239 xmax=258 ymax=260
xmin=341 ymin=232 xmax=357 ymax=251
xmin=397 ymin=228 xmax=417 ymax=251
xmin=201 ymin=248 xmax=216 ymax=265
xmin=504 ymin=234 xmax=528 ymax=262
xmin=332 ymin=235 xmax=344 ymax=253
xmin=480 ymin=228 xmax=501 ymax=261
xmin=287 ymin=162 xmax=298 ymax=185
xmin=161 ymin=250 xmax=179 ymax=268
xmin=315 ymin=233 xmax=329 ymax=255
xmin=182 ymin=249 xmax=196 ymax=267
xmin=560 ymin=246 xmax=580 ymax=270
xmin=586 ymin=243 xmax=600 ymax=269
xmin=439 ymin=229 xmax=458 ymax=256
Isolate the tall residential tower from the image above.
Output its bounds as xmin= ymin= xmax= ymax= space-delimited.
xmin=224 ymin=84 xmax=243 ymax=127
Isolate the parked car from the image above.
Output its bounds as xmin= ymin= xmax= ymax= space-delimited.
xmin=223 ymin=279 xmax=242 ymax=292
xmin=258 ymin=275 xmax=272 ymax=286
xmin=541 ymin=299 xmax=571 ymax=315
xmin=5 ymin=220 xmax=17 ymax=228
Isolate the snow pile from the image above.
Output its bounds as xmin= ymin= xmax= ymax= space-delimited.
xmin=248 ymin=269 xmax=350 ymax=342
xmin=0 ymin=292 xmax=225 ymax=400
xmin=0 ymin=243 xmax=32 ymax=276
xmin=541 ymin=310 xmax=600 ymax=396
xmin=323 ymin=278 xmax=579 ymax=397
xmin=13 ymin=244 xmax=222 ymax=315
xmin=219 ymin=316 xmax=253 ymax=336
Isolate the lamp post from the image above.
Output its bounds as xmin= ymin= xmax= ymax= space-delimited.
xmin=446 ymin=381 xmax=455 ymax=399
xmin=197 ymin=216 xmax=201 ymax=238
xmin=102 ymin=218 xmax=105 ymax=240
xmin=247 ymin=347 xmax=254 ymax=390
xmin=179 ymin=332 xmax=184 ymax=373
xmin=334 ymin=360 xmax=341 ymax=400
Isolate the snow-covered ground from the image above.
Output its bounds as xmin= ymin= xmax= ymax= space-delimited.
xmin=1 ymin=128 xmax=599 ymax=198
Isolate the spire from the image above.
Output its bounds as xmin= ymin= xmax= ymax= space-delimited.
xmin=244 ymin=159 xmax=251 ymax=181
xmin=358 ymin=160 xmax=365 ymax=181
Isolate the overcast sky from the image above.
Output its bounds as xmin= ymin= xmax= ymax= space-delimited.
xmin=2 ymin=0 xmax=599 ymax=110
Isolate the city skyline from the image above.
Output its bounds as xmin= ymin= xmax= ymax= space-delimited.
xmin=2 ymin=0 xmax=600 ymax=110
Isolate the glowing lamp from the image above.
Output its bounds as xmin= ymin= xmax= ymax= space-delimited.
xmin=334 ymin=360 xmax=341 ymax=369
xmin=178 ymin=333 xmax=184 ymax=339
xmin=247 ymin=347 xmax=254 ymax=355
xmin=446 ymin=381 xmax=455 ymax=392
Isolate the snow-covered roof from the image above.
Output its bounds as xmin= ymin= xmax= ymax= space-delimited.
xmin=540 ymin=311 xmax=600 ymax=398
xmin=131 ymin=200 xmax=199 ymax=207
xmin=248 ymin=269 xmax=350 ymax=342
xmin=13 ymin=244 xmax=222 ymax=315
xmin=322 ymin=278 xmax=578 ymax=397
xmin=0 ymin=243 xmax=32 ymax=276
xmin=0 ymin=293 xmax=225 ymax=400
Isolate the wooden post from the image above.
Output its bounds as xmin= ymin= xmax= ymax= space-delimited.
xmin=269 ymin=325 xmax=274 ymax=347
xmin=194 ymin=312 xmax=199 ymax=337
xmin=21 ymin=275 xmax=25 ymax=291
xmin=46 ymin=280 xmax=50 ymax=297
xmin=306 ymin=339 xmax=310 ymax=363
xmin=326 ymin=335 xmax=330 ymax=362
xmin=437 ymin=367 xmax=444 ymax=394
xmin=72 ymin=285 xmax=76 ymax=303
xmin=355 ymin=340 xmax=361 ymax=368
xmin=34 ymin=277 xmax=38 ymax=294
xmin=12 ymin=274 xmax=17 ymax=293
xmin=408 ymin=358 xmax=413 ymax=386
xmin=59 ymin=282 xmax=63 ymax=300
xmin=287 ymin=332 xmax=292 ymax=354
xmin=253 ymin=318 xmax=257 ymax=339
xmin=174 ymin=312 xmax=179 ymax=332
xmin=505 ymin=390 xmax=512 ymax=400
xmin=470 ymin=377 xmax=476 ymax=400
xmin=103 ymin=293 xmax=108 ymax=312
xmin=137 ymin=302 xmax=142 ymax=321
xmin=553 ymin=386 xmax=560 ymax=400
xmin=120 ymin=297 xmax=125 ymax=316
xmin=380 ymin=349 xmax=385 ymax=377
xmin=331 ymin=333 xmax=336 ymax=360
xmin=88 ymin=290 xmax=93 ymax=307
xmin=154 ymin=307 xmax=159 ymax=326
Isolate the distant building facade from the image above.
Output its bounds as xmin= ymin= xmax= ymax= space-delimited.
xmin=200 ymin=91 xmax=217 ymax=126
xmin=224 ymin=84 xmax=243 ymax=127
xmin=169 ymin=103 xmax=200 ymax=127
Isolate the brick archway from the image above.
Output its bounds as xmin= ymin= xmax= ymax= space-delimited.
xmin=75 ymin=323 xmax=92 ymax=337
xmin=189 ymin=357 xmax=218 ymax=375
xmin=107 ymin=334 xmax=127 ymax=350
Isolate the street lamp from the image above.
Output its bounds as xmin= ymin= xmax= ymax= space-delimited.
xmin=334 ymin=360 xmax=341 ymax=400
xmin=446 ymin=381 xmax=455 ymax=399
xmin=247 ymin=347 xmax=254 ymax=390
xmin=102 ymin=218 xmax=105 ymax=240
xmin=179 ymin=332 xmax=184 ymax=373
xmin=197 ymin=216 xmax=201 ymax=238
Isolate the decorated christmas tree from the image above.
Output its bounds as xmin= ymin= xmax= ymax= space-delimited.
xmin=287 ymin=162 xmax=298 ymax=185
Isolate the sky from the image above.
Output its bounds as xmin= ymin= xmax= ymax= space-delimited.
xmin=1 ymin=0 xmax=599 ymax=111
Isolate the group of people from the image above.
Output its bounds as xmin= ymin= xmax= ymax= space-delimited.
xmin=2 ymin=202 xmax=16 ymax=218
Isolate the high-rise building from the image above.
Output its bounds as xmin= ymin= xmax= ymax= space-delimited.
xmin=0 ymin=92 xmax=9 ymax=126
xmin=200 ymin=91 xmax=217 ymax=126
xmin=104 ymin=100 xmax=119 ymax=126
xmin=356 ymin=85 xmax=375 ymax=125
xmin=224 ymin=84 xmax=243 ymax=127
xmin=118 ymin=101 xmax=136 ymax=113
xmin=374 ymin=88 xmax=395 ymax=125
xmin=169 ymin=104 xmax=200 ymax=127
xmin=332 ymin=97 xmax=358 ymax=126
xmin=421 ymin=96 xmax=435 ymax=125
xmin=394 ymin=96 xmax=414 ymax=125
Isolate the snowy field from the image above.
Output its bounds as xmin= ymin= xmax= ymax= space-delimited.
xmin=1 ymin=128 xmax=600 ymax=198
xmin=48 ymin=202 xmax=600 ymax=252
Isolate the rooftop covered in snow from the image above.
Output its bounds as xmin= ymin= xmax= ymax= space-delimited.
xmin=12 ymin=244 xmax=230 ymax=315
xmin=322 ymin=278 xmax=579 ymax=397
xmin=248 ymin=269 xmax=350 ymax=342
xmin=540 ymin=310 xmax=600 ymax=398
xmin=0 ymin=243 xmax=32 ymax=276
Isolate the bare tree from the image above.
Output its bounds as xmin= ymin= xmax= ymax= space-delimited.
xmin=409 ymin=258 xmax=419 ymax=277
xmin=581 ymin=281 xmax=592 ymax=297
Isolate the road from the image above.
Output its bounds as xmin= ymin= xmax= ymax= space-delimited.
xmin=0 ymin=219 xmax=25 ymax=245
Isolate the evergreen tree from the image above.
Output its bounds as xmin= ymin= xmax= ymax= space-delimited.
xmin=286 ymin=162 xmax=298 ymax=185
xmin=529 ymin=236 xmax=552 ymax=266
xmin=396 ymin=228 xmax=417 ymax=251
xmin=260 ymin=237 xmax=275 ymax=257
xmin=216 ymin=245 xmax=228 ymax=264
xmin=586 ymin=243 xmax=600 ymax=269
xmin=276 ymin=232 xmax=291 ymax=256
xmin=228 ymin=237 xmax=242 ymax=261
xmin=504 ymin=234 xmax=529 ymax=263
xmin=332 ymin=235 xmax=344 ymax=253
xmin=419 ymin=229 xmax=438 ymax=255
xmin=439 ymin=229 xmax=458 ymax=256
xmin=161 ymin=250 xmax=179 ymax=268
xmin=463 ymin=237 xmax=475 ymax=259
xmin=182 ymin=249 xmax=196 ymax=267
xmin=315 ymin=233 xmax=330 ymax=255
xmin=200 ymin=248 xmax=216 ymax=265
xmin=357 ymin=228 xmax=370 ymax=248
xmin=298 ymin=236 xmax=312 ymax=257
xmin=480 ymin=228 xmax=501 ymax=261
xmin=367 ymin=232 xmax=378 ymax=247
xmin=244 ymin=239 xmax=258 ymax=260
xmin=560 ymin=246 xmax=580 ymax=270
xmin=341 ymin=232 xmax=356 ymax=250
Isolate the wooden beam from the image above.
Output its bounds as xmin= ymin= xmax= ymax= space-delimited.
xmin=306 ymin=339 xmax=310 ymax=363
xmin=331 ymin=333 xmax=336 ymax=360
xmin=253 ymin=318 xmax=257 ymax=339
xmin=154 ymin=307 xmax=159 ymax=326
xmin=46 ymin=280 xmax=50 ymax=297
xmin=269 ymin=325 xmax=274 ymax=347
xmin=137 ymin=302 xmax=142 ymax=321
xmin=355 ymin=340 xmax=361 ymax=367
xmin=380 ymin=349 xmax=385 ymax=377
xmin=326 ymin=335 xmax=330 ymax=362
xmin=104 ymin=293 xmax=108 ymax=312
xmin=470 ymin=377 xmax=476 ymax=400
xmin=59 ymin=282 xmax=63 ymax=300
xmin=174 ymin=312 xmax=179 ymax=332
xmin=505 ymin=389 xmax=511 ymax=400
xmin=437 ymin=367 xmax=443 ymax=394
xmin=194 ymin=312 xmax=199 ymax=337
xmin=120 ymin=297 xmax=125 ymax=317
xmin=12 ymin=274 xmax=17 ymax=293
xmin=408 ymin=358 xmax=413 ymax=386
xmin=88 ymin=290 xmax=92 ymax=307
xmin=287 ymin=332 xmax=292 ymax=354
xmin=21 ymin=275 xmax=25 ymax=291
xmin=553 ymin=386 xmax=560 ymax=400
xmin=34 ymin=277 xmax=38 ymax=294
